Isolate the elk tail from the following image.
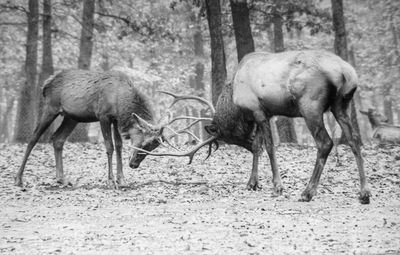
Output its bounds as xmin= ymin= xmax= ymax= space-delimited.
xmin=42 ymin=70 xmax=62 ymax=97
xmin=337 ymin=63 xmax=358 ymax=103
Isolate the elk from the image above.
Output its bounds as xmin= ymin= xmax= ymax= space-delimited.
xmin=15 ymin=70 xmax=168 ymax=188
xmin=134 ymin=50 xmax=371 ymax=204
xmin=360 ymin=109 xmax=400 ymax=144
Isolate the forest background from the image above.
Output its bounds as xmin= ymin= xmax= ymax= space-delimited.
xmin=0 ymin=0 xmax=399 ymax=145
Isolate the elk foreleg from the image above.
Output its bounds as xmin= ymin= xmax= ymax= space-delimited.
xmin=113 ymin=122 xmax=126 ymax=186
xmin=100 ymin=119 xmax=117 ymax=189
xmin=15 ymin=108 xmax=58 ymax=186
xmin=301 ymin=116 xmax=333 ymax=202
xmin=248 ymin=127 xmax=262 ymax=190
xmin=332 ymin=104 xmax=371 ymax=204
xmin=52 ymin=117 xmax=77 ymax=185
xmin=253 ymin=111 xmax=283 ymax=194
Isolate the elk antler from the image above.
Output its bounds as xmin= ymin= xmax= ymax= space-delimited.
xmin=158 ymin=90 xmax=216 ymax=115
xmin=168 ymin=116 xmax=212 ymax=125
xmin=129 ymin=136 xmax=218 ymax=164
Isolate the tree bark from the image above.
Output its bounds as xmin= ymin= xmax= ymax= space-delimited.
xmin=331 ymin=0 xmax=362 ymax=145
xmin=272 ymin=1 xmax=297 ymax=144
xmin=14 ymin=0 xmax=39 ymax=142
xmin=69 ymin=0 xmax=95 ymax=142
xmin=37 ymin=0 xmax=54 ymax=143
xmin=0 ymin=96 xmax=15 ymax=143
xmin=78 ymin=0 xmax=95 ymax=70
xmin=205 ymin=0 xmax=227 ymax=106
xmin=189 ymin=7 xmax=207 ymax=140
xmin=230 ymin=0 xmax=255 ymax=62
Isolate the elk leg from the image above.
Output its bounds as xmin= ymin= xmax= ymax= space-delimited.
xmin=247 ymin=127 xmax=262 ymax=190
xmin=332 ymin=105 xmax=371 ymax=204
xmin=100 ymin=119 xmax=117 ymax=189
xmin=52 ymin=117 xmax=78 ymax=185
xmin=301 ymin=115 xmax=333 ymax=202
xmin=113 ymin=121 xmax=126 ymax=186
xmin=253 ymin=111 xmax=283 ymax=194
xmin=15 ymin=108 xmax=58 ymax=186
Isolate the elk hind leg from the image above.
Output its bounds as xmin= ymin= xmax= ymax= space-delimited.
xmin=332 ymin=101 xmax=371 ymax=204
xmin=301 ymin=115 xmax=333 ymax=202
xmin=52 ymin=117 xmax=77 ymax=185
xmin=15 ymin=107 xmax=58 ymax=186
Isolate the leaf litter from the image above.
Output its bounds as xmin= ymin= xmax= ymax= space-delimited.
xmin=0 ymin=142 xmax=399 ymax=254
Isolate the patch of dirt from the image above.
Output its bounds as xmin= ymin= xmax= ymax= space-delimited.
xmin=0 ymin=143 xmax=399 ymax=254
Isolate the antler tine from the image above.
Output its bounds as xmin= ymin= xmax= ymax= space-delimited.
xmin=164 ymin=126 xmax=201 ymax=142
xmin=128 ymin=136 xmax=218 ymax=164
xmin=205 ymin=140 xmax=219 ymax=160
xmin=157 ymin=90 xmax=215 ymax=115
xmin=168 ymin=116 xmax=212 ymax=126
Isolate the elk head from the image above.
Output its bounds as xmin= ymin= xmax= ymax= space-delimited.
xmin=124 ymin=113 xmax=166 ymax=169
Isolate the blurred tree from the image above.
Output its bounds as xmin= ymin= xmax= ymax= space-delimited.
xmin=14 ymin=0 xmax=39 ymax=143
xmin=37 ymin=0 xmax=54 ymax=143
xmin=205 ymin=0 xmax=226 ymax=105
xmin=272 ymin=0 xmax=297 ymax=144
xmin=69 ymin=0 xmax=96 ymax=142
xmin=230 ymin=0 xmax=255 ymax=62
xmin=188 ymin=3 xmax=207 ymax=140
xmin=331 ymin=0 xmax=361 ymax=145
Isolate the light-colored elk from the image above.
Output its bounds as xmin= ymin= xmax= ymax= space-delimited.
xmin=134 ymin=50 xmax=371 ymax=204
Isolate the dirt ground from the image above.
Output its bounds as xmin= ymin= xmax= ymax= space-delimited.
xmin=0 ymin=142 xmax=399 ymax=254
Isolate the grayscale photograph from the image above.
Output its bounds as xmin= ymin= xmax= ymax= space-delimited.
xmin=0 ymin=0 xmax=399 ymax=254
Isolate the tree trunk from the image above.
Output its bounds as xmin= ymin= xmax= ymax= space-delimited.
xmin=331 ymin=0 xmax=348 ymax=60
xmin=230 ymin=0 xmax=255 ymax=62
xmin=14 ymin=0 xmax=39 ymax=142
xmin=331 ymin=0 xmax=362 ymax=145
xmin=205 ymin=0 xmax=227 ymax=106
xmin=189 ymin=7 xmax=207 ymax=140
xmin=272 ymin=1 xmax=297 ymax=144
xmin=69 ymin=0 xmax=95 ymax=142
xmin=78 ymin=0 xmax=95 ymax=70
xmin=37 ymin=0 xmax=54 ymax=143
xmin=0 ymin=96 xmax=15 ymax=143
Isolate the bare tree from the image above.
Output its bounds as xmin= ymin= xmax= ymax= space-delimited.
xmin=230 ymin=0 xmax=255 ymax=62
xmin=15 ymin=0 xmax=39 ymax=142
xmin=205 ymin=0 xmax=227 ymax=106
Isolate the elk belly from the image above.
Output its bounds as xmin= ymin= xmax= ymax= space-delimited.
xmin=60 ymin=96 xmax=98 ymax=122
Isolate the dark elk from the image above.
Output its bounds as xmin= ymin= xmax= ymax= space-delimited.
xmin=136 ymin=50 xmax=371 ymax=204
xmin=15 ymin=70 xmax=168 ymax=188
xmin=360 ymin=109 xmax=400 ymax=144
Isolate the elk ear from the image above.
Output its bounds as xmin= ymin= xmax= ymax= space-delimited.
xmin=205 ymin=124 xmax=219 ymax=136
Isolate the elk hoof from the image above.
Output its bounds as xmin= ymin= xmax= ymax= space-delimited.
xmin=117 ymin=177 xmax=127 ymax=187
xmin=246 ymin=179 xmax=261 ymax=191
xmin=107 ymin=179 xmax=119 ymax=190
xmin=57 ymin=178 xmax=72 ymax=187
xmin=359 ymin=189 xmax=371 ymax=204
xmin=273 ymin=184 xmax=284 ymax=196
xmin=14 ymin=177 xmax=23 ymax=187
xmin=299 ymin=189 xmax=316 ymax=202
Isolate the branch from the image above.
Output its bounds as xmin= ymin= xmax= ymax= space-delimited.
xmin=0 ymin=4 xmax=28 ymax=14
